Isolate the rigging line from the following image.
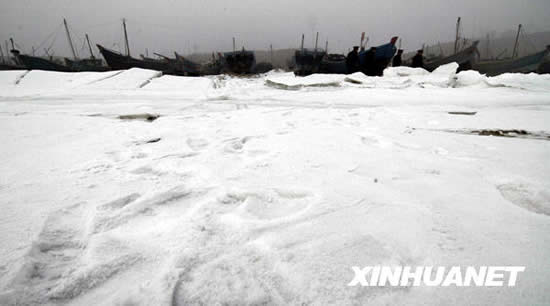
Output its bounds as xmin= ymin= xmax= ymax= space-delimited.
xmin=35 ymin=22 xmax=64 ymax=52
xmin=520 ymin=28 xmax=537 ymax=53
xmin=45 ymin=28 xmax=62 ymax=56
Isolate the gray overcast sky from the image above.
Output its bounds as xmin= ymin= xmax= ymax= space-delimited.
xmin=1 ymin=0 xmax=550 ymax=57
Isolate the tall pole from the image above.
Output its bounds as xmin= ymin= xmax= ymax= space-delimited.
xmin=485 ymin=33 xmax=490 ymax=59
xmin=10 ymin=38 xmax=15 ymax=50
xmin=85 ymin=34 xmax=95 ymax=59
xmin=325 ymin=40 xmax=328 ymax=53
xmin=314 ymin=32 xmax=319 ymax=51
xmin=123 ymin=18 xmax=130 ymax=57
xmin=63 ymin=18 xmax=78 ymax=60
xmin=454 ymin=17 xmax=461 ymax=54
xmin=5 ymin=40 xmax=11 ymax=64
xmin=512 ymin=24 xmax=522 ymax=59
xmin=270 ymin=44 xmax=273 ymax=63
xmin=300 ymin=34 xmax=305 ymax=52
xmin=232 ymin=37 xmax=236 ymax=52
xmin=0 ymin=44 xmax=4 ymax=64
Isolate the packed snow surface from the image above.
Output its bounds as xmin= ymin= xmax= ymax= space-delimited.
xmin=0 ymin=64 xmax=550 ymax=305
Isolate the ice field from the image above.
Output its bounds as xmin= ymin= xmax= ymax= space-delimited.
xmin=0 ymin=65 xmax=549 ymax=305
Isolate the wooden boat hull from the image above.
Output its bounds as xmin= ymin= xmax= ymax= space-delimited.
xmin=294 ymin=49 xmax=326 ymax=76
xmin=0 ymin=63 xmax=26 ymax=70
xmin=538 ymin=60 xmax=550 ymax=74
xmin=221 ymin=50 xmax=256 ymax=74
xmin=319 ymin=54 xmax=347 ymax=74
xmin=425 ymin=41 xmax=479 ymax=72
xmin=474 ymin=47 xmax=550 ymax=76
xmin=65 ymin=58 xmax=110 ymax=72
xmin=15 ymin=54 xmax=73 ymax=72
xmin=97 ymin=44 xmax=181 ymax=74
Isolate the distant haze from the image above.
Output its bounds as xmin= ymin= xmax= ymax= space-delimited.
xmin=1 ymin=0 xmax=550 ymax=57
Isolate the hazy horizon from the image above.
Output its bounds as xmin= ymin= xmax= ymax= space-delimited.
xmin=1 ymin=0 xmax=550 ymax=58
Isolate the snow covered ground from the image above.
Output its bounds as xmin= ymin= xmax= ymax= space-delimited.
xmin=0 ymin=65 xmax=549 ymax=305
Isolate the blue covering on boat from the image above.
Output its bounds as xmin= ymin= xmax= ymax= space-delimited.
xmin=358 ymin=41 xmax=397 ymax=65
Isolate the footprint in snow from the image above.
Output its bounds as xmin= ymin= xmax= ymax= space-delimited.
xmin=186 ymin=138 xmax=209 ymax=151
xmin=497 ymin=182 xmax=550 ymax=216
xmin=219 ymin=188 xmax=315 ymax=222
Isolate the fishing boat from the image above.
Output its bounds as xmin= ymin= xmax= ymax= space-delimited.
xmin=538 ymin=60 xmax=550 ymax=74
xmin=11 ymin=49 xmax=73 ymax=72
xmin=62 ymin=19 xmax=109 ymax=72
xmin=424 ymin=41 xmax=479 ymax=72
xmin=174 ymin=53 xmax=206 ymax=76
xmin=474 ymin=46 xmax=550 ymax=76
xmin=0 ymin=63 xmax=25 ymax=70
xmin=473 ymin=25 xmax=550 ymax=76
xmin=358 ymin=36 xmax=399 ymax=75
xmin=319 ymin=54 xmax=347 ymax=74
xmin=98 ymin=45 xmax=181 ymax=73
xmin=293 ymin=33 xmax=326 ymax=76
xmin=97 ymin=19 xmax=186 ymax=75
xmin=221 ymin=48 xmax=256 ymax=74
xmin=416 ymin=18 xmax=479 ymax=72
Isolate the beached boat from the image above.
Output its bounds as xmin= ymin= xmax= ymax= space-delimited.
xmin=221 ymin=49 xmax=256 ymax=74
xmin=319 ymin=54 xmax=347 ymax=74
xmin=473 ymin=46 xmax=550 ymax=76
xmin=11 ymin=50 xmax=73 ymax=72
xmin=358 ymin=36 xmax=399 ymax=75
xmin=424 ymin=41 xmax=479 ymax=72
xmin=293 ymin=33 xmax=326 ymax=76
xmin=98 ymin=45 xmax=186 ymax=75
xmin=65 ymin=58 xmax=109 ymax=72
xmin=0 ymin=63 xmax=25 ymax=70
xmin=538 ymin=60 xmax=550 ymax=74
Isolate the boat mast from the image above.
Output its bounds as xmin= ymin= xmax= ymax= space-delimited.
xmin=270 ymin=44 xmax=273 ymax=63
xmin=123 ymin=18 xmax=130 ymax=57
xmin=233 ymin=37 xmax=236 ymax=52
xmin=512 ymin=24 xmax=522 ymax=59
xmin=325 ymin=40 xmax=328 ymax=53
xmin=314 ymin=32 xmax=319 ymax=52
xmin=485 ymin=33 xmax=490 ymax=59
xmin=0 ymin=44 xmax=5 ymax=64
xmin=85 ymin=34 xmax=95 ymax=59
xmin=300 ymin=34 xmax=304 ymax=53
xmin=63 ymin=18 xmax=78 ymax=60
xmin=454 ymin=17 xmax=461 ymax=54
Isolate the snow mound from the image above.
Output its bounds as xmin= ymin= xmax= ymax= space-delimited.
xmin=265 ymin=73 xmax=345 ymax=90
xmin=486 ymin=73 xmax=550 ymax=91
xmin=85 ymin=68 xmax=162 ymax=90
xmin=454 ymin=70 xmax=488 ymax=88
xmin=344 ymin=63 xmax=459 ymax=89
xmin=383 ymin=66 xmax=430 ymax=78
